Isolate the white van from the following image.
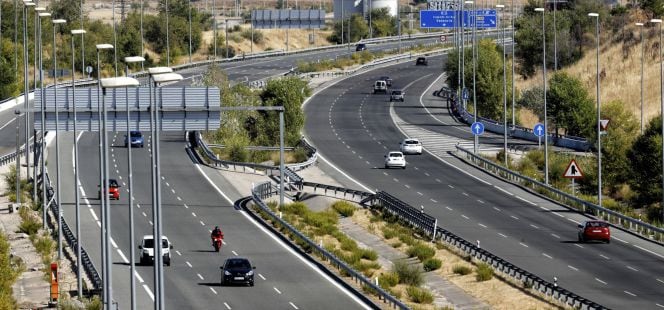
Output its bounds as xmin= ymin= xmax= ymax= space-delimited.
xmin=373 ymin=80 xmax=387 ymax=94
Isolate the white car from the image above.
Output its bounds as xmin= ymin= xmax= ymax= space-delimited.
xmin=400 ymin=138 xmax=422 ymax=155
xmin=384 ymin=151 xmax=406 ymax=169
xmin=138 ymin=235 xmax=173 ymax=266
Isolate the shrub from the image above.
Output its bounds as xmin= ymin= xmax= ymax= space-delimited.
xmin=476 ymin=263 xmax=494 ymax=282
xmin=398 ymin=233 xmax=416 ymax=246
xmin=406 ymin=286 xmax=434 ymax=304
xmin=452 ymin=265 xmax=472 ymax=275
xmin=303 ymin=210 xmax=338 ymax=228
xmin=392 ymin=260 xmax=423 ymax=286
xmin=340 ymin=237 xmax=358 ymax=252
xmin=406 ymin=243 xmax=436 ymax=261
xmin=240 ymin=29 xmax=265 ymax=44
xmin=390 ymin=241 xmax=402 ymax=248
xmin=382 ymin=227 xmax=397 ymax=239
xmin=378 ymin=272 xmax=399 ymax=288
xmin=281 ymin=202 xmax=308 ymax=216
xmin=18 ymin=207 xmax=40 ymax=236
xmin=331 ymin=201 xmax=356 ymax=217
xmin=423 ymin=258 xmax=442 ymax=271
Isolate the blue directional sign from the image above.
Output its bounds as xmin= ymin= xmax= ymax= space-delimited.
xmin=471 ymin=122 xmax=484 ymax=135
xmin=462 ymin=88 xmax=469 ymax=100
xmin=533 ymin=123 xmax=545 ymax=137
xmin=420 ymin=10 xmax=497 ymax=28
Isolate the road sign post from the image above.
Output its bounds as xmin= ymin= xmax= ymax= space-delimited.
xmin=420 ymin=10 xmax=497 ymax=29
xmin=533 ymin=123 xmax=544 ymax=149
xmin=599 ymin=119 xmax=610 ymax=134
xmin=471 ymin=122 xmax=484 ymax=136
xmin=563 ymin=159 xmax=584 ymax=196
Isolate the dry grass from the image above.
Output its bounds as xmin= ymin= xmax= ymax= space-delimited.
xmin=351 ymin=209 xmax=565 ymax=310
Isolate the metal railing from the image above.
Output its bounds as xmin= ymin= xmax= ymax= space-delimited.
xmin=455 ymin=145 xmax=664 ymax=243
xmin=0 ymin=143 xmax=33 ymax=166
xmin=249 ymin=181 xmax=406 ymax=310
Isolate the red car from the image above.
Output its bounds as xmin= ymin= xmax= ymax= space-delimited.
xmin=578 ymin=220 xmax=610 ymax=243
xmin=98 ymin=179 xmax=120 ymax=200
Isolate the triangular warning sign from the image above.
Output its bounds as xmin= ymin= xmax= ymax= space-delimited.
xmin=600 ymin=119 xmax=610 ymax=131
xmin=563 ymin=159 xmax=584 ymax=179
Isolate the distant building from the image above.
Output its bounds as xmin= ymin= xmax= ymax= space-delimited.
xmin=333 ymin=0 xmax=398 ymax=20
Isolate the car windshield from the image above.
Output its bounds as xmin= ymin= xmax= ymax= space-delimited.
xmin=108 ymin=179 xmax=119 ymax=188
xmin=404 ymin=140 xmax=419 ymax=145
xmin=587 ymin=222 xmax=609 ymax=228
xmin=389 ymin=153 xmax=403 ymax=158
xmin=143 ymin=238 xmax=169 ymax=249
xmin=392 ymin=91 xmax=402 ymax=95
xmin=227 ymin=259 xmax=251 ymax=269
xmin=130 ymin=131 xmax=142 ymax=138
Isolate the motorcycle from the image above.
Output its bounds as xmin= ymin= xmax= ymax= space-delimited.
xmin=212 ymin=236 xmax=223 ymax=252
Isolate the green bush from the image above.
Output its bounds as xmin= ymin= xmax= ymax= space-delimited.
xmin=392 ymin=260 xmax=423 ymax=286
xmin=382 ymin=227 xmax=397 ymax=239
xmin=378 ymin=272 xmax=399 ymax=288
xmin=423 ymin=258 xmax=442 ymax=271
xmin=18 ymin=207 xmax=40 ymax=236
xmin=240 ymin=29 xmax=265 ymax=44
xmin=452 ymin=265 xmax=472 ymax=275
xmin=0 ymin=231 xmax=19 ymax=309
xmin=398 ymin=233 xmax=416 ymax=246
xmin=406 ymin=286 xmax=434 ymax=304
xmin=360 ymin=248 xmax=378 ymax=261
xmin=406 ymin=243 xmax=436 ymax=261
xmin=331 ymin=201 xmax=356 ymax=217
xmin=476 ymin=263 xmax=494 ymax=282
xmin=340 ymin=237 xmax=358 ymax=252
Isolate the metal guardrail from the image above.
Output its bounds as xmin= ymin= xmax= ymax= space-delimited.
xmin=249 ymin=181 xmax=406 ymax=310
xmin=455 ymin=145 xmax=664 ymax=243
xmin=43 ymin=168 xmax=102 ymax=292
xmin=0 ymin=144 xmax=32 ymax=166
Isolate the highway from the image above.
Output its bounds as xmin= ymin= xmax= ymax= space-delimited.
xmin=303 ymin=54 xmax=664 ymax=309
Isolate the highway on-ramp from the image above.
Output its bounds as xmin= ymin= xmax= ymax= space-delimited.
xmin=304 ymin=55 xmax=664 ymax=309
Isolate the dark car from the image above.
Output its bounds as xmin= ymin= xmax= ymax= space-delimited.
xmin=220 ymin=257 xmax=255 ymax=286
xmin=355 ymin=43 xmax=367 ymax=51
xmin=578 ymin=220 xmax=610 ymax=243
xmin=416 ymin=57 xmax=428 ymax=66
xmin=379 ymin=76 xmax=393 ymax=87
xmin=124 ymin=131 xmax=144 ymax=148
xmin=98 ymin=179 xmax=120 ymax=200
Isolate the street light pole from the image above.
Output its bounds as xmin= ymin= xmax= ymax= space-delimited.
xmin=535 ymin=7 xmax=548 ymax=184
xmin=37 ymin=11 xmax=50 ymax=229
xmin=636 ymin=22 xmax=644 ymax=134
xmin=497 ymin=4 xmax=506 ymax=166
xmin=189 ymin=0 xmax=193 ymax=63
xmin=511 ymin=0 xmax=515 ymax=128
xmin=472 ymin=0 xmax=477 ymax=153
xmin=71 ymin=28 xmax=86 ymax=301
xmin=553 ymin=0 xmax=557 ymax=70
xmin=590 ymin=12 xmax=601 ymax=206
xmin=52 ymin=18 xmax=67 ymax=261
xmin=22 ymin=1 xmax=35 ymax=201
xmin=654 ymin=19 xmax=664 ymax=223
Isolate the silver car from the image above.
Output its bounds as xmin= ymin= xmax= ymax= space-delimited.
xmin=400 ymin=138 xmax=422 ymax=155
xmin=384 ymin=151 xmax=406 ymax=169
xmin=390 ymin=90 xmax=404 ymax=102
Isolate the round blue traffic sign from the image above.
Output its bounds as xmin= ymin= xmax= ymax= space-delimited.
xmin=471 ymin=122 xmax=484 ymax=135
xmin=533 ymin=123 xmax=545 ymax=137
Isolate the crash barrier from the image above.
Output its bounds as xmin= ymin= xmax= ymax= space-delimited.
xmin=439 ymin=87 xmax=593 ymax=151
xmin=455 ymin=145 xmax=664 ymax=244
xmin=194 ymin=131 xmax=318 ymax=175
xmin=249 ymin=181 xmax=407 ymax=310
xmin=43 ymin=168 xmax=103 ymax=293
xmin=282 ymin=176 xmax=606 ymax=309
xmin=0 ymin=143 xmax=33 ymax=166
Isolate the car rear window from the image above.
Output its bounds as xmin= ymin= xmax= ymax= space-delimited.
xmin=389 ymin=153 xmax=403 ymax=158
xmin=404 ymin=140 xmax=419 ymax=145
xmin=143 ymin=239 xmax=169 ymax=249
xmin=130 ymin=131 xmax=142 ymax=137
xmin=392 ymin=91 xmax=402 ymax=95
xmin=587 ymin=222 xmax=609 ymax=228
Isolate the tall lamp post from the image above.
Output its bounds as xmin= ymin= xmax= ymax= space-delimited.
xmin=497 ymin=4 xmax=507 ymax=166
xmin=32 ymin=6 xmax=45 ymax=205
xmin=123 ymin=55 xmax=144 ymax=310
xmin=70 ymin=28 xmax=86 ymax=300
xmin=22 ymin=1 xmax=35 ymax=201
xmin=95 ymin=43 xmax=114 ymax=308
xmin=653 ymin=18 xmax=664 ymax=222
xmin=590 ymin=12 xmax=601 ymax=206
xmin=463 ymin=1 xmax=472 ymax=110
xmin=535 ymin=7 xmax=548 ymax=184
xmin=636 ymin=22 xmax=644 ymax=133
xmin=37 ymin=10 xmax=51 ymax=229
xmin=52 ymin=18 xmax=67 ymax=260
xmin=511 ymin=0 xmax=516 ymax=128
xmin=147 ymin=68 xmax=183 ymax=310
xmin=472 ymin=0 xmax=478 ymax=153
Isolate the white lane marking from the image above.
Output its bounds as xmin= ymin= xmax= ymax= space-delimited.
xmin=175 ymin=250 xmax=182 ymax=256
xmin=566 ymin=218 xmax=581 ymax=225
xmin=568 ymin=265 xmax=578 ymax=271
xmin=184 ymin=204 xmax=189 ymax=209
xmin=117 ymin=249 xmax=129 ymax=263
xmin=118 ymin=176 xmax=122 ymax=180
xmin=574 ymin=244 xmax=584 ymax=249
xmin=171 ymin=189 xmax=175 ymax=194
xmin=599 ymin=254 xmax=610 ymax=260
xmin=232 ymin=250 xmax=239 ymax=256
xmin=530 ymin=224 xmax=539 ymax=229
xmin=477 ymin=200 xmax=484 ymax=204
xmin=96 ymin=221 xmax=101 ymax=227
xmin=274 ymin=287 xmax=282 ymax=294
xmin=462 ymin=192 xmax=469 ymax=196
xmin=259 ymin=274 xmax=266 ymax=280
xmin=210 ymin=287 xmax=218 ymax=295
xmin=624 ymin=291 xmax=637 ymax=297
xmin=519 ymin=242 xmax=528 ymax=248
xmin=551 ymin=233 xmax=561 ymax=239
xmin=515 ymin=196 xmax=537 ymax=206
xmin=195 ymin=164 xmax=373 ymax=310
xmin=510 ymin=215 xmax=519 ymax=220
xmin=142 ymin=212 xmax=147 ymax=217
xmin=149 ymin=221 xmax=153 ymax=226
xmin=445 ymin=206 xmax=453 ymax=211
xmin=424 ymin=172 xmax=430 ymax=176
xmin=493 ymin=185 xmax=513 ymax=196
xmin=110 ymin=238 xmax=118 ymax=249
xmin=633 ymin=244 xmax=664 ymax=259
xmin=186 ymin=261 xmax=192 ymax=268
xmin=461 ymin=215 xmax=469 ymax=219
xmin=438 ymin=179 xmax=444 ymax=184
xmin=539 ymin=206 xmax=550 ymax=211
xmin=143 ymin=284 xmax=155 ymax=301
xmin=613 ymin=236 xmax=629 ymax=244
xmin=224 ymin=302 xmax=231 ymax=309
xmin=493 ymin=207 xmax=501 ymax=212
xmin=656 ymin=303 xmax=664 ymax=308
xmin=404 ymin=184 xmax=410 ymax=189
xmin=627 ymin=266 xmax=639 ymax=272
xmin=200 ymin=221 xmax=205 ymax=226
xmin=192 ymin=212 xmax=197 ymax=217
xmin=134 ymin=271 xmax=144 ymax=283
xmin=553 ymin=212 xmax=565 ymax=218
xmin=430 ymin=199 xmax=438 ymax=203
xmin=416 ymin=191 xmax=423 ymax=196
xmin=197 ymin=273 xmax=204 ymax=280
xmin=165 ymin=182 xmax=170 ymax=187
xmin=476 ymin=223 xmax=487 ymax=228
xmin=289 ymin=302 xmax=299 ymax=310
xmin=657 ymin=278 xmax=664 ymax=285
xmin=498 ymin=233 xmax=508 ymax=238
xmin=595 ymin=278 xmax=607 ymax=285
xmin=542 ymin=253 xmax=553 ymax=259
xmin=177 ymin=196 xmax=182 ymax=201
xmin=89 ymin=209 xmax=99 ymax=221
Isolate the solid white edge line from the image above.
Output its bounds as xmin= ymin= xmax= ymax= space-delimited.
xmin=143 ymin=284 xmax=155 ymax=301
xmin=633 ymin=244 xmax=664 ymax=259
xmin=194 ymin=164 xmax=373 ymax=310
xmin=595 ymin=278 xmax=606 ymax=285
xmin=134 ymin=271 xmax=144 ymax=283
xmin=117 ymin=249 xmax=129 ymax=264
xmin=493 ymin=185 xmax=513 ymax=196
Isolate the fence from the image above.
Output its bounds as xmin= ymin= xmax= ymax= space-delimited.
xmin=455 ymin=145 xmax=664 ymax=243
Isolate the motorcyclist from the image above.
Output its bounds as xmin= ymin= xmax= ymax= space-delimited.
xmin=211 ymin=226 xmax=224 ymax=246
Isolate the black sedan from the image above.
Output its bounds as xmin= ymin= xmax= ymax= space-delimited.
xmin=220 ymin=257 xmax=256 ymax=286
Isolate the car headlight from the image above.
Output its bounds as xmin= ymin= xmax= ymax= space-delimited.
xmin=246 ymin=270 xmax=254 ymax=276
xmin=224 ymin=270 xmax=231 ymax=276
